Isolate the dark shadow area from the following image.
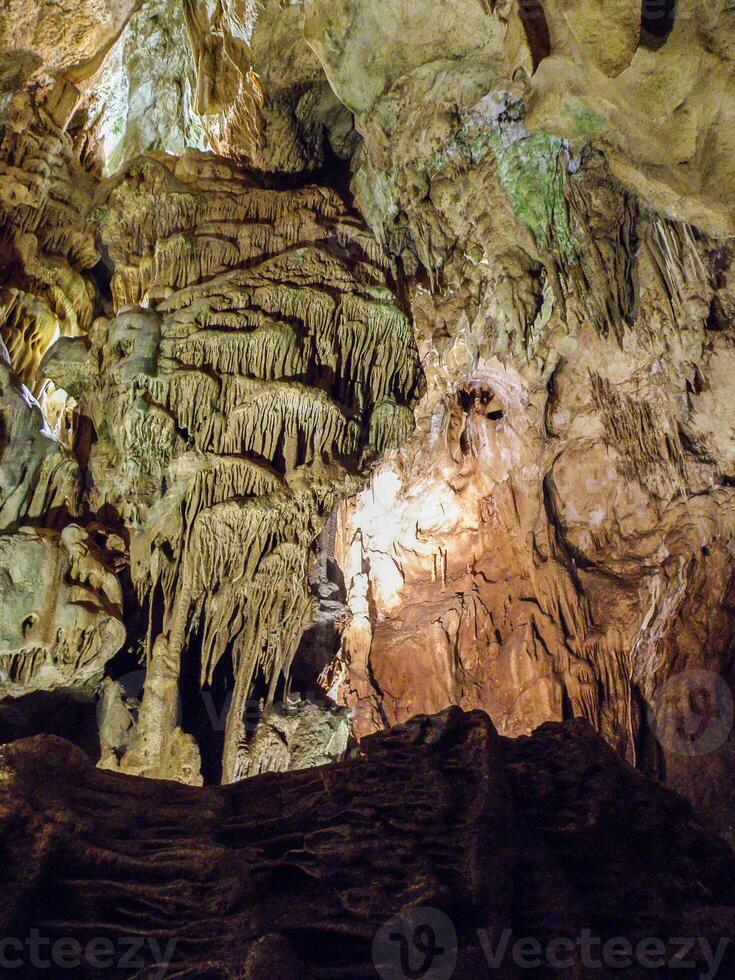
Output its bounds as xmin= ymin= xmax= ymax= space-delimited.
xmin=291 ymin=509 xmax=349 ymax=699
xmin=518 ymin=0 xmax=551 ymax=72
xmin=640 ymin=0 xmax=676 ymax=49
xmin=457 ymin=384 xmax=504 ymax=426
xmin=179 ymin=633 xmax=233 ymax=786
xmin=0 ymin=690 xmax=100 ymax=760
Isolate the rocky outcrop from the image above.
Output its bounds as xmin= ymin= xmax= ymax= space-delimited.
xmin=1 ymin=0 xmax=734 ymax=859
xmin=0 ymin=0 xmax=137 ymax=91
xmin=0 ymin=708 xmax=733 ymax=978
xmin=299 ymin=0 xmax=735 ymax=838
xmin=304 ymin=0 xmax=735 ymax=245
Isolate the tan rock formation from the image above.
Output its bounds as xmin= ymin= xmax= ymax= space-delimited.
xmin=305 ymin=0 xmax=735 ymax=241
xmin=0 ymin=91 xmax=98 ymax=386
xmin=19 ymin=146 xmax=420 ymax=783
xmin=0 ymin=344 xmax=123 ymax=701
xmin=0 ymin=525 xmax=124 ymax=698
xmin=0 ymin=0 xmax=137 ymax=88
xmin=0 ymin=0 xmax=734 ymax=851
xmin=233 ymin=695 xmax=351 ymax=779
xmin=328 ymin=189 xmax=735 ymax=834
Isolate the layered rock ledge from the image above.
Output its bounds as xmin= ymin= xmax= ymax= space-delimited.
xmin=1 ymin=708 xmax=733 ymax=978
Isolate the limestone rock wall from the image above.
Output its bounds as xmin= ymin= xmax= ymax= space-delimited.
xmin=300 ymin=0 xmax=735 ymax=837
xmin=1 ymin=0 xmax=735 ymax=836
xmin=0 ymin=55 xmax=421 ymax=783
xmin=82 ymin=152 xmax=419 ymax=783
xmin=0 ymin=0 xmax=422 ymax=783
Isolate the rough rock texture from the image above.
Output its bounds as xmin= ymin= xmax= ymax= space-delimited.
xmin=0 ymin=344 xmax=124 ymax=700
xmin=0 ymin=524 xmax=123 ymax=697
xmin=0 ymin=143 xmax=420 ymax=786
xmin=0 ymin=89 xmax=98 ymax=387
xmin=0 ymin=46 xmax=421 ymax=782
xmin=300 ymin=0 xmax=735 ymax=839
xmin=0 ymin=0 xmax=137 ymax=91
xmin=85 ymin=151 xmax=417 ymax=785
xmin=1 ymin=0 xmax=734 ymax=860
xmin=0 ymin=708 xmax=733 ymax=978
xmin=304 ymin=0 xmax=735 ymax=242
xmin=232 ymin=695 xmax=351 ymax=780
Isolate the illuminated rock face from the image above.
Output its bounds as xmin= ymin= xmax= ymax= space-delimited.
xmin=328 ymin=189 xmax=735 ymax=835
xmin=300 ymin=0 xmax=735 ymax=835
xmin=0 ymin=0 xmax=735 ymax=841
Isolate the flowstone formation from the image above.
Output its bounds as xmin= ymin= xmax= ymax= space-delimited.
xmin=1 ymin=709 xmax=734 ymax=978
xmin=0 ymin=0 xmax=422 ymax=783
xmin=90 ymin=153 xmax=418 ymax=782
xmin=329 ymin=149 xmax=735 ymax=837
xmin=10 ymin=148 xmax=420 ymax=785
xmin=300 ymin=0 xmax=735 ymax=839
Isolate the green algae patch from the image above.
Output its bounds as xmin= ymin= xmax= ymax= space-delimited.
xmin=418 ymin=97 xmax=574 ymax=260
xmin=488 ymin=131 xmax=574 ymax=260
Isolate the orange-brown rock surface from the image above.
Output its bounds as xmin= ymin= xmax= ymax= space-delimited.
xmin=302 ymin=1 xmax=735 ymax=839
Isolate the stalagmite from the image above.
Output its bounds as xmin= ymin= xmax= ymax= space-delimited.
xmin=1 ymin=3 xmax=735 ymax=974
xmin=1 ymin=0 xmax=735 ymax=844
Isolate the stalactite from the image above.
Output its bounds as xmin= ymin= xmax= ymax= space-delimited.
xmin=591 ymin=372 xmax=685 ymax=496
xmin=56 ymin=151 xmax=423 ymax=782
